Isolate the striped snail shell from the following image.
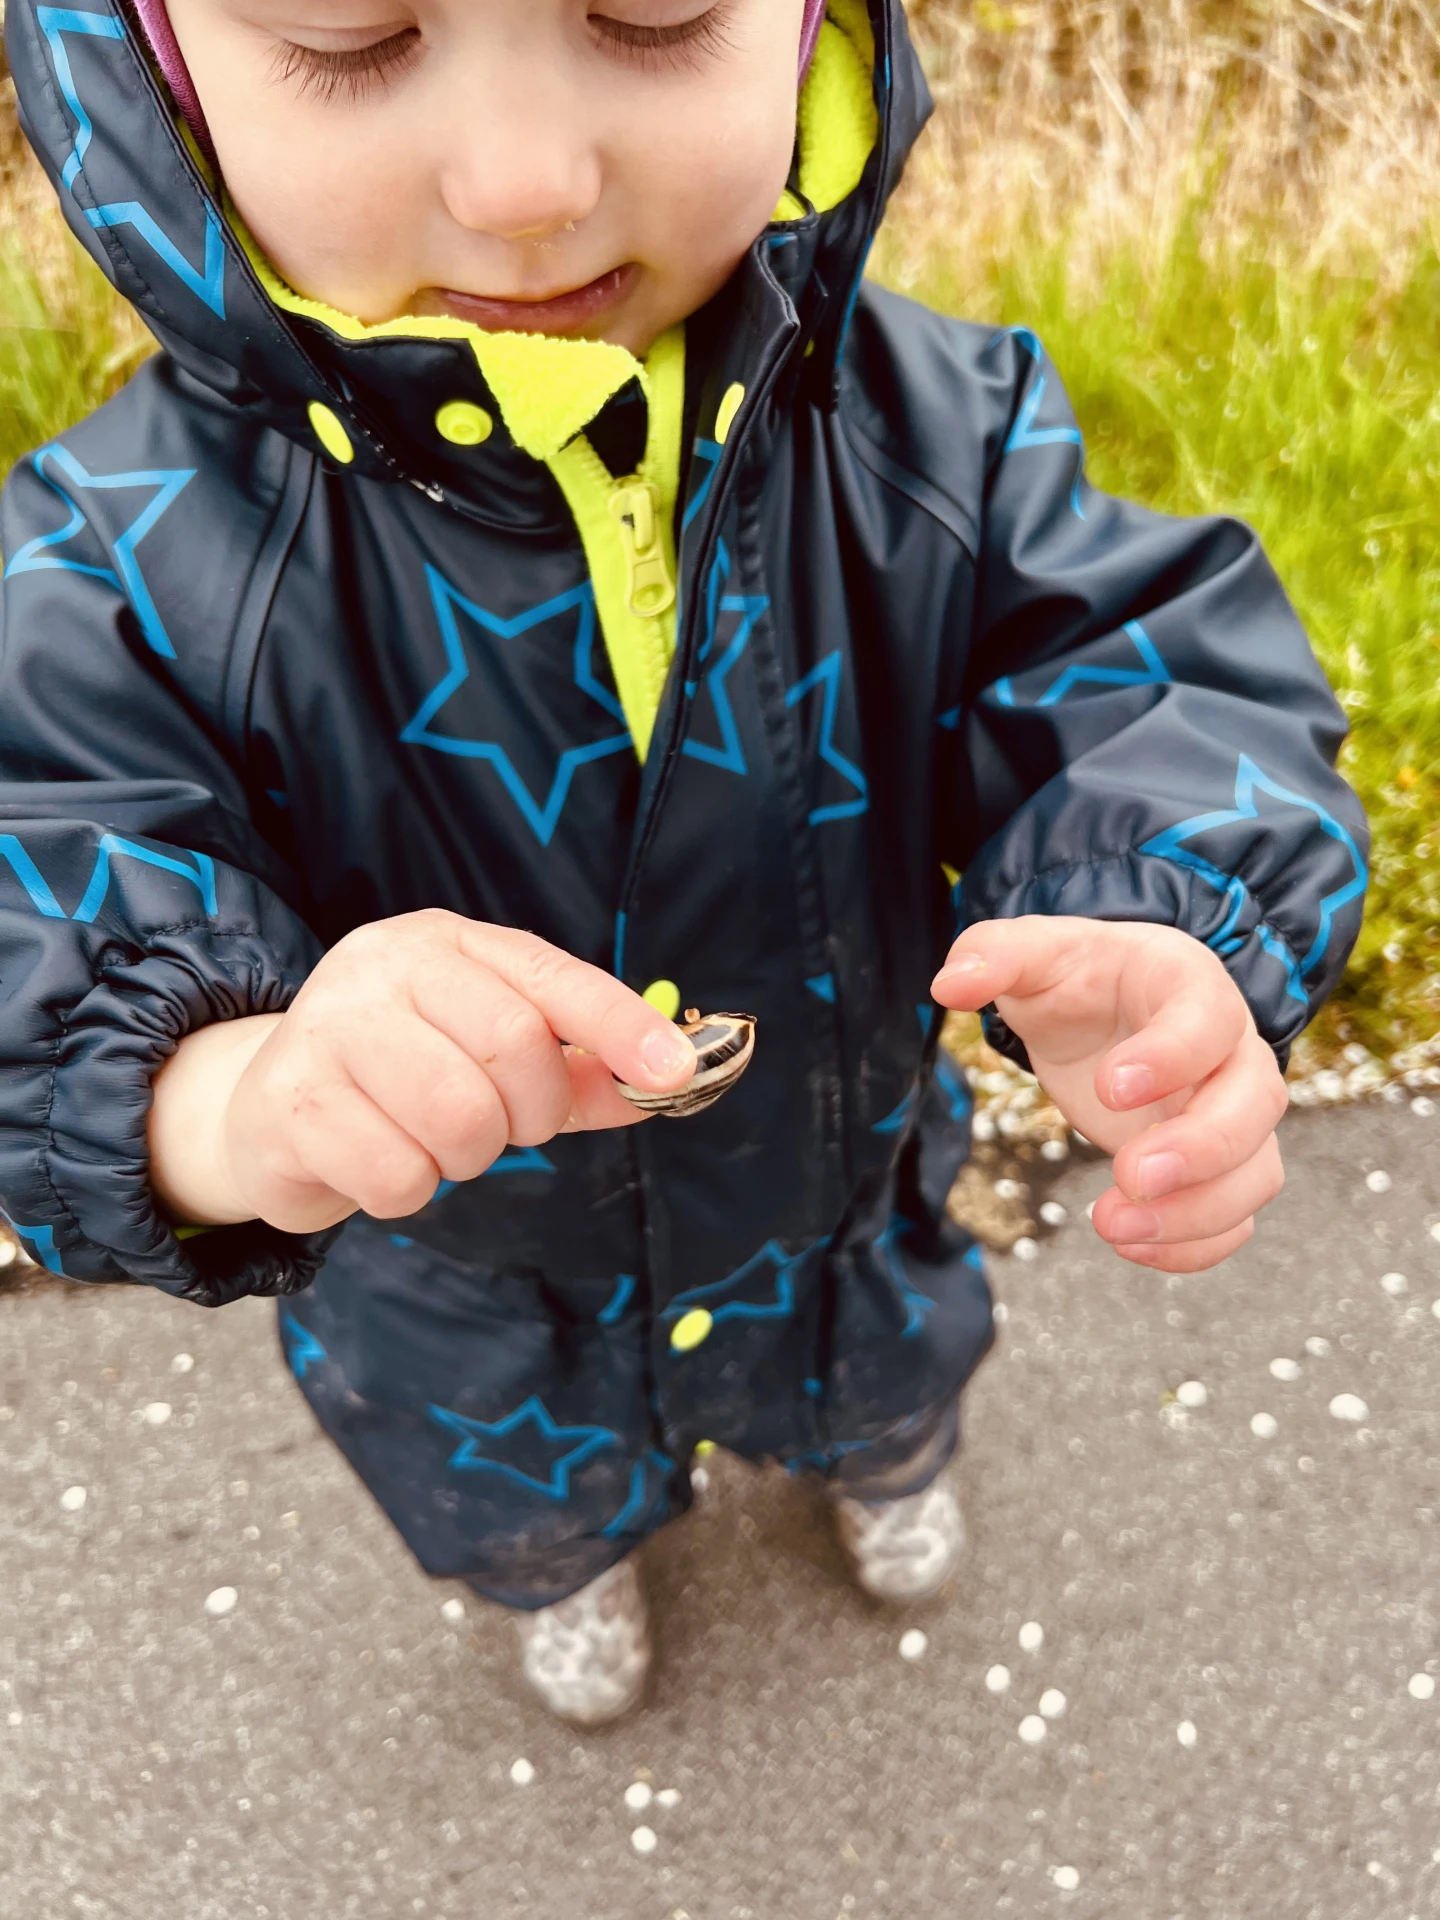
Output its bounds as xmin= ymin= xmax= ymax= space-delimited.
xmin=616 ymin=1010 xmax=757 ymax=1119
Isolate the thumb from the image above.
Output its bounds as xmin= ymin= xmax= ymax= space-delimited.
xmin=931 ymin=916 xmax=1075 ymax=1011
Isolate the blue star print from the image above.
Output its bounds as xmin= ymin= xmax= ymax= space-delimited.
xmin=0 ymin=829 xmax=215 ymax=924
xmin=784 ymin=653 xmax=870 ymax=825
xmin=4 ymin=444 xmax=196 ymax=658
xmin=428 ymin=1395 xmax=621 ymax=1499
xmin=682 ymin=540 xmax=769 ymax=775
xmin=279 ymin=1310 xmax=327 ymax=1381
xmin=401 ymin=567 xmax=633 ymax=845
xmin=991 ymin=620 xmax=1170 ymax=711
xmin=38 ymin=7 xmax=227 ymax=318
xmin=876 ymin=1215 xmax=935 ymax=1340
xmin=0 ymin=1208 xmax=64 ymax=1275
xmin=664 ymin=1237 xmax=824 ymax=1330
xmin=1140 ymin=754 xmax=1368 ymax=1005
xmin=995 ymin=327 xmax=1088 ymax=519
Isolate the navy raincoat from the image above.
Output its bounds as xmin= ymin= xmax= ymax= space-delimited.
xmin=0 ymin=0 xmax=1366 ymax=1604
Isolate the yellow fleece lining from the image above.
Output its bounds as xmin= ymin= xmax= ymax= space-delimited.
xmin=548 ymin=326 xmax=686 ymax=762
xmin=792 ymin=2 xmax=879 ymax=215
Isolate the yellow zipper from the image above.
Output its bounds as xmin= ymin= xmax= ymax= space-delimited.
xmin=548 ymin=326 xmax=686 ymax=763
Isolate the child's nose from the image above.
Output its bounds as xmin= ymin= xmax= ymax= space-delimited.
xmin=439 ymin=120 xmax=604 ymax=246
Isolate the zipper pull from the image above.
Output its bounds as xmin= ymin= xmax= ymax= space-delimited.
xmin=609 ymin=480 xmax=676 ymax=620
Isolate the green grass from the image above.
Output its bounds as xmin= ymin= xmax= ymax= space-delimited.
xmin=874 ymin=224 xmax=1440 ymax=1065
xmin=2 ymin=212 xmax=1436 ymax=1065
xmin=0 ymin=221 xmax=153 ymax=477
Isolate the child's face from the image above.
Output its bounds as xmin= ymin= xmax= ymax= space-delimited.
xmin=166 ymin=0 xmax=809 ymax=355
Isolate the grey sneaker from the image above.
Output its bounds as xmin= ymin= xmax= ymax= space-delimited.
xmin=514 ymin=1558 xmax=652 ymax=1726
xmin=833 ymin=1481 xmax=965 ymax=1603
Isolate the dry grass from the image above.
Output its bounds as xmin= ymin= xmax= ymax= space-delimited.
xmin=888 ymin=0 xmax=1440 ymax=288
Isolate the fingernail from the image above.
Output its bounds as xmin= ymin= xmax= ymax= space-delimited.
xmin=935 ymin=957 xmax=986 ymax=990
xmin=1108 ymin=1205 xmax=1162 ymax=1243
xmin=1135 ymin=1151 xmax=1187 ymax=1200
xmin=1110 ymin=1065 xmax=1156 ymax=1108
xmin=640 ymin=1028 xmax=694 ymax=1083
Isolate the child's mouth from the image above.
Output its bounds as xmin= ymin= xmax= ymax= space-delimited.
xmin=427 ymin=266 xmax=639 ymax=337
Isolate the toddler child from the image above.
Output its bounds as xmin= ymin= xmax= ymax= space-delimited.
xmin=0 ymin=0 xmax=1367 ymax=1724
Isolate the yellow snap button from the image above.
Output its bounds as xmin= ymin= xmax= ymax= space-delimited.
xmin=642 ymin=979 xmax=682 ymax=1021
xmin=671 ymin=1308 xmax=714 ymax=1353
xmin=307 ymin=401 xmax=354 ymax=466
xmin=715 ymin=382 xmax=746 ymax=447
xmin=435 ymin=401 xmax=494 ymax=448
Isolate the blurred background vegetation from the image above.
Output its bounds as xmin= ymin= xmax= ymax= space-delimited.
xmin=1 ymin=0 xmax=1437 ymax=1078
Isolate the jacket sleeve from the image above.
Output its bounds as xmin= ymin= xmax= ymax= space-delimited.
xmin=0 ymin=453 xmax=338 ymax=1306
xmin=945 ymin=328 xmax=1368 ymax=1066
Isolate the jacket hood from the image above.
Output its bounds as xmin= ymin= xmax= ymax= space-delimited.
xmin=6 ymin=0 xmax=932 ymax=502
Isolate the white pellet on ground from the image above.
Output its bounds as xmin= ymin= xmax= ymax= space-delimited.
xmin=1413 ymin=1096 xmax=1436 ymax=1118
xmin=1052 ymin=1866 xmax=1080 ymax=1892
xmin=1365 ymin=1170 xmax=1393 ymax=1194
xmin=204 ymin=1586 xmax=237 ymax=1617
xmin=59 ymin=1486 xmax=86 ymax=1511
xmin=1041 ymin=1139 xmax=1069 ymax=1163
xmin=899 ymin=1629 xmax=929 ymax=1663
xmin=1176 ymin=1381 xmax=1208 ymax=1408
xmin=1329 ymin=1394 xmax=1370 ymax=1422
xmin=1381 ymin=1272 xmax=1409 ymax=1297
xmin=655 ymin=1788 xmax=681 ymax=1809
xmin=440 ymin=1598 xmax=465 ymax=1624
xmin=993 ymin=1302 xmax=1009 ymax=1326
xmin=1408 ymin=1673 xmax=1436 ymax=1701
xmin=690 ymin=1466 xmax=710 ymax=1495
xmin=994 ymin=1178 xmax=1024 ymax=1201
xmin=1018 ymin=1715 xmax=1047 ymax=1744
xmin=0 ymin=1240 xmax=16 ymax=1270
xmin=1305 ymin=1336 xmax=1333 ymax=1358
xmin=142 ymin=1402 xmax=172 ymax=1426
xmin=1039 ymin=1689 xmax=1067 ymax=1719
xmin=509 ymin=1758 xmax=535 ymax=1786
xmin=1177 ymin=1720 xmax=1198 ymax=1748
xmin=986 ymin=1665 xmax=1012 ymax=1694
xmin=1013 ymin=1238 xmax=1039 ymax=1263
xmin=1268 ymin=1358 xmax=1301 ymax=1381
xmin=1039 ymin=1201 xmax=1068 ymax=1227
xmin=631 ymin=1825 xmax=657 ymax=1855
xmin=1431 ymin=1223 xmax=1440 ymax=1246
xmin=171 ymin=1353 xmax=195 ymax=1374
xmin=625 ymin=1781 xmax=653 ymax=1812
xmin=1250 ymin=1413 xmax=1279 ymax=1440
xmin=1019 ymin=1621 xmax=1045 ymax=1653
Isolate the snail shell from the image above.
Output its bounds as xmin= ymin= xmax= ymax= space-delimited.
xmin=616 ymin=1010 xmax=757 ymax=1119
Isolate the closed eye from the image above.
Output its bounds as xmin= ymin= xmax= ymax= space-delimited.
xmin=590 ymin=4 xmax=736 ymax=69
xmin=270 ymin=28 xmax=423 ymax=105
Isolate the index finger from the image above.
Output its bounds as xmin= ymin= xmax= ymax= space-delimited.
xmin=453 ymin=924 xmax=697 ymax=1093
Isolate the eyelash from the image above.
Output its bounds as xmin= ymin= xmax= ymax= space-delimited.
xmin=272 ymin=6 xmax=734 ymax=103
xmin=590 ymin=6 xmax=736 ymax=69
xmin=271 ymin=29 xmax=422 ymax=105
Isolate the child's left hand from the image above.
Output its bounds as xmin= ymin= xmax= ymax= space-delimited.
xmin=932 ymin=917 xmax=1289 ymax=1274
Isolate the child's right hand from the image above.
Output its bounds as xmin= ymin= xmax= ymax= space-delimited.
xmin=149 ymin=911 xmax=698 ymax=1234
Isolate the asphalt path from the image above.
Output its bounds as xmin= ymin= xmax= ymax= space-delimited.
xmin=1 ymin=1100 xmax=1438 ymax=1919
